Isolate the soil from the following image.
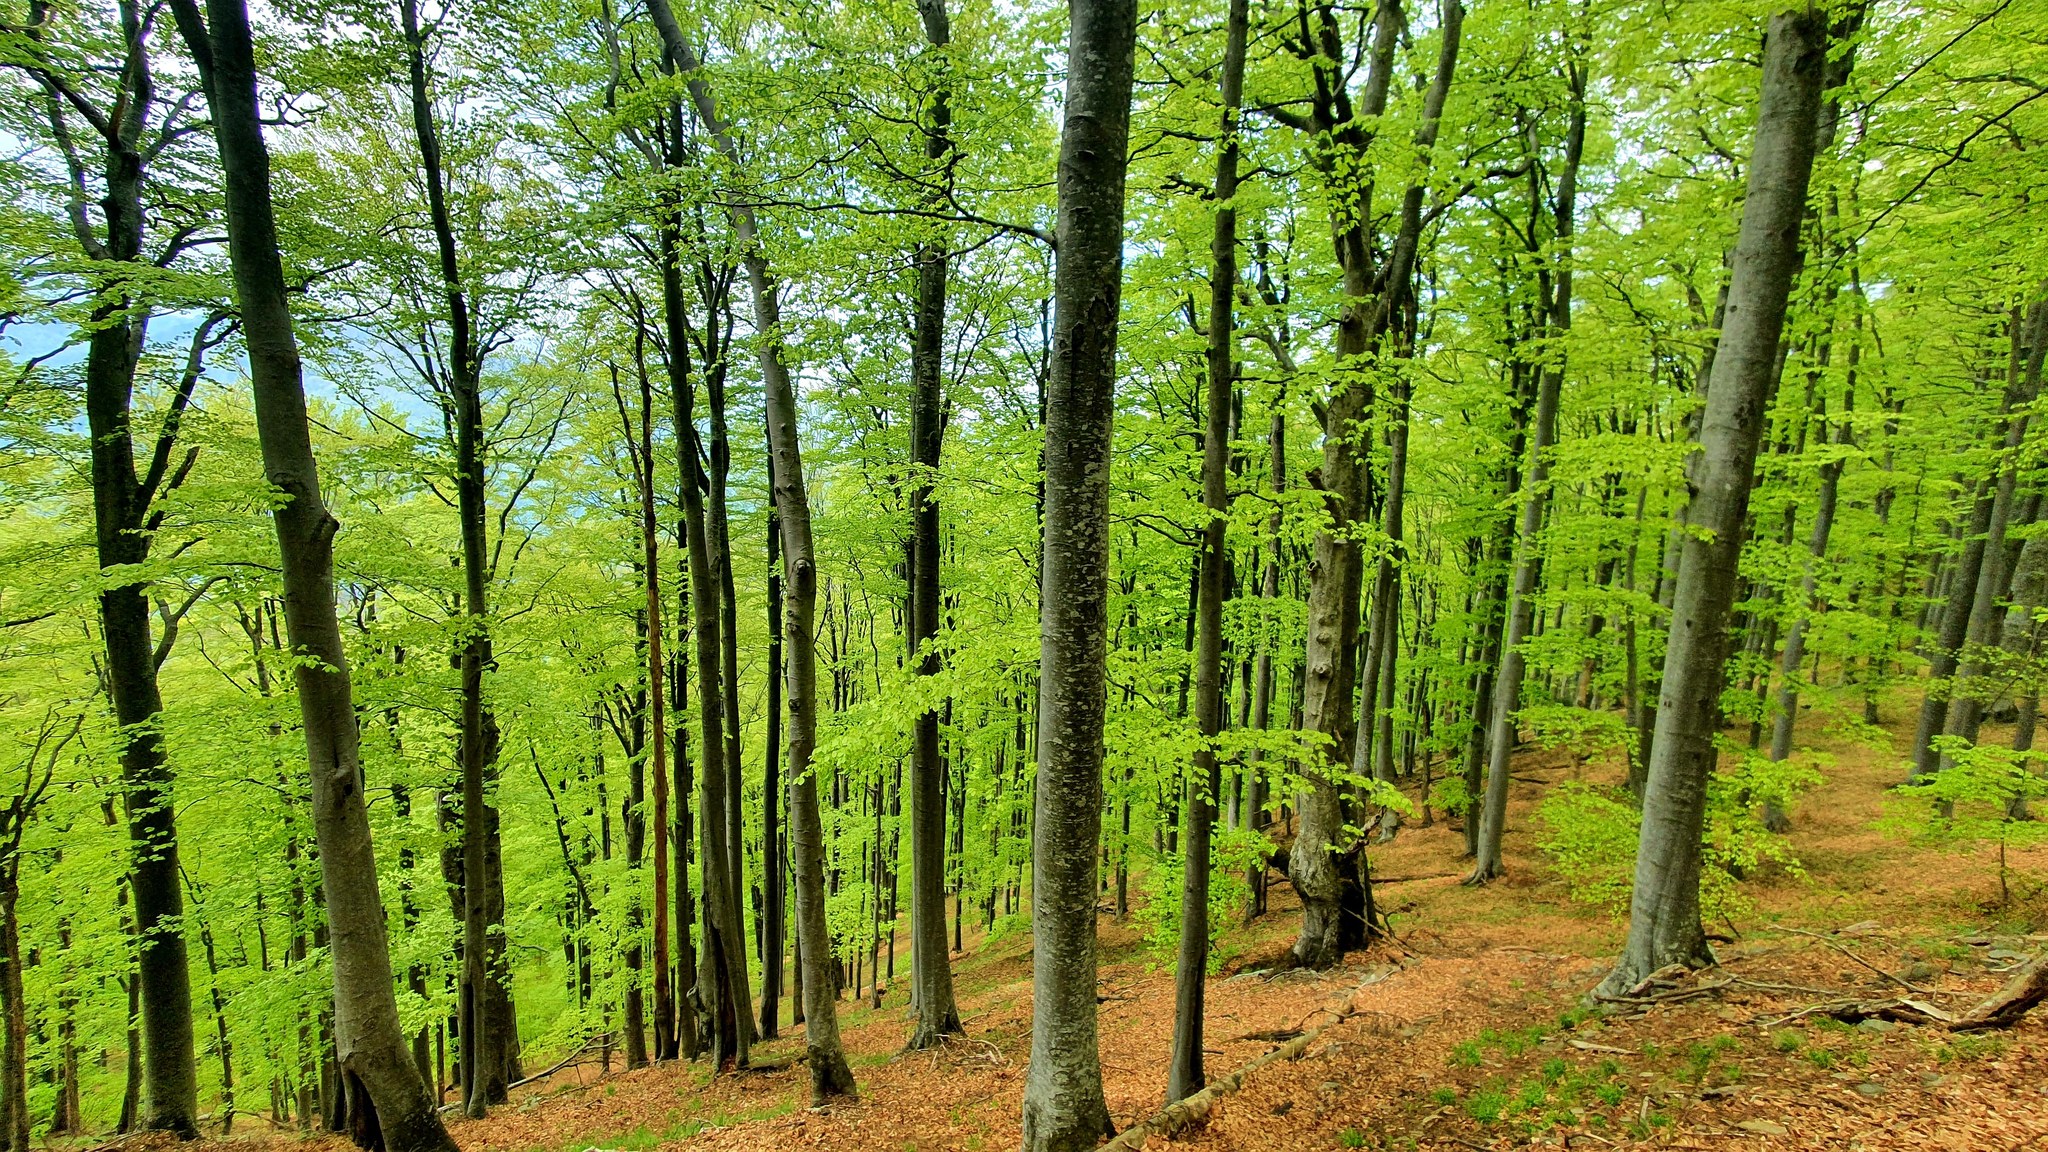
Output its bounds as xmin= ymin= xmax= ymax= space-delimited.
xmin=93 ymin=702 xmax=2048 ymax=1152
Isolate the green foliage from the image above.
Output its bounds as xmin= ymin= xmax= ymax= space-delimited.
xmin=1885 ymin=738 xmax=2048 ymax=902
xmin=1537 ymin=755 xmax=1815 ymax=923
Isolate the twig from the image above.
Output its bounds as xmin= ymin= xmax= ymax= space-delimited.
xmin=1781 ymin=927 xmax=1934 ymax=995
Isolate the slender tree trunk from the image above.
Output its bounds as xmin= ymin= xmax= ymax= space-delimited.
xmin=1167 ymin=0 xmax=1247 ymax=1103
xmin=171 ymin=3 xmax=458 ymax=1146
xmin=904 ymin=0 xmax=963 ymax=1054
xmin=1939 ymin=302 xmax=2048 ymax=765
xmin=638 ymin=0 xmax=853 ymax=1098
xmin=1018 ymin=0 xmax=1137 ymax=1146
xmin=760 ymin=477 xmax=784 ymax=1039
xmin=1599 ymin=5 xmax=1831 ymax=997
xmin=1470 ymin=51 xmax=1584 ymax=882
xmin=401 ymin=0 xmax=511 ymax=1108
xmin=1 ymin=872 xmax=27 ymax=1152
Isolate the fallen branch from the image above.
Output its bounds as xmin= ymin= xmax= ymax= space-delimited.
xmin=1099 ymin=1024 xmax=1325 ymax=1150
xmin=1101 ymin=966 xmax=1402 ymax=1149
xmin=1762 ymin=998 xmax=1954 ymax=1029
xmin=1781 ymin=926 xmax=1935 ymax=995
xmin=1952 ymin=953 xmax=2048 ymax=1031
xmin=507 ymin=1032 xmax=614 ymax=1091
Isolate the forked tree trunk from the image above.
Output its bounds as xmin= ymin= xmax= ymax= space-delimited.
xmin=170 ymin=1 xmax=457 ymax=1146
xmin=1287 ymin=0 xmax=1401 ymax=972
xmin=1018 ymin=0 xmax=1137 ymax=1147
xmin=1598 ymin=5 xmax=1831 ymax=998
xmin=59 ymin=5 xmax=203 ymax=1130
xmin=904 ymin=0 xmax=963 ymax=1053
xmin=1167 ymin=0 xmax=1247 ymax=1105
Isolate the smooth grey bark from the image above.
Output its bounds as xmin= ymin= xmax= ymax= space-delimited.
xmin=904 ymin=0 xmax=963 ymax=1054
xmin=1018 ymin=0 xmax=1136 ymax=1146
xmin=169 ymin=2 xmax=457 ymax=1146
xmin=638 ymin=0 xmax=853 ymax=1100
xmin=1598 ymin=6 xmax=1829 ymax=998
xmin=1469 ymin=50 xmax=1585 ymax=882
xmin=1167 ymin=0 xmax=1248 ymax=1105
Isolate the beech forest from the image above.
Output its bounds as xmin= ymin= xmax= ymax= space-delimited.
xmin=3 ymin=0 xmax=2048 ymax=1149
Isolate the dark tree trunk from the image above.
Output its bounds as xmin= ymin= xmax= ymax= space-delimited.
xmin=57 ymin=5 xmax=205 ymax=1131
xmin=400 ymin=0 xmax=510 ymax=1110
xmin=1599 ymin=5 xmax=1832 ymax=998
xmin=1018 ymin=1 xmax=1137 ymax=1147
xmin=1167 ymin=0 xmax=1246 ymax=1105
xmin=170 ymin=2 xmax=457 ymax=1146
xmin=904 ymin=0 xmax=964 ymax=1054
xmin=760 ymin=477 xmax=784 ymax=1039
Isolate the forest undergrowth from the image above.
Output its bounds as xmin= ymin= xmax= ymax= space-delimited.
xmin=77 ymin=703 xmax=2048 ymax=1152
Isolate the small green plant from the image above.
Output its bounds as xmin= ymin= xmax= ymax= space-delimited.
xmin=1338 ymin=1129 xmax=1366 ymax=1149
xmin=1885 ymin=738 xmax=2048 ymax=905
xmin=1430 ymin=1085 xmax=1459 ymax=1107
xmin=1937 ymin=1033 xmax=2006 ymax=1063
xmin=1465 ymin=1084 xmax=1509 ymax=1124
xmin=1771 ymin=1028 xmax=1803 ymax=1053
xmin=1804 ymin=1047 xmax=1836 ymax=1069
xmin=1450 ymin=1039 xmax=1483 ymax=1068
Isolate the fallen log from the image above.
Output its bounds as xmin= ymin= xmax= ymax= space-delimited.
xmin=1098 ymin=1023 xmax=1325 ymax=1150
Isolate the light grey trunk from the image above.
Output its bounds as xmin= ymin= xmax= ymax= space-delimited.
xmin=1598 ymin=6 xmax=1830 ymax=998
xmin=637 ymin=0 xmax=853 ymax=1098
xmin=1018 ymin=0 xmax=1136 ymax=1146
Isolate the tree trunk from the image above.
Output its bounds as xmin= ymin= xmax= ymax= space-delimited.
xmin=71 ymin=12 xmax=202 ymax=1131
xmin=1470 ymin=48 xmax=1585 ymax=881
xmin=1938 ymin=302 xmax=2048 ymax=765
xmin=760 ymin=477 xmax=784 ymax=1039
xmin=1168 ymin=0 xmax=1247 ymax=1102
xmin=638 ymin=0 xmax=854 ymax=1099
xmin=1018 ymin=0 xmax=1137 ymax=1147
xmin=904 ymin=0 xmax=964 ymax=1054
xmin=400 ymin=0 xmax=511 ymax=1109
xmin=171 ymin=2 xmax=458 ymax=1146
xmin=1598 ymin=5 xmax=1830 ymax=998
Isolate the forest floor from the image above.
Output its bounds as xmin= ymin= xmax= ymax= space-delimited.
xmin=98 ymin=707 xmax=2048 ymax=1152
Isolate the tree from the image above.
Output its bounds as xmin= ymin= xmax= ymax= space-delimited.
xmin=1598 ymin=4 xmax=1832 ymax=999
xmin=1018 ymin=0 xmax=1137 ymax=1146
xmin=1167 ymin=0 xmax=1248 ymax=1106
xmin=904 ymin=0 xmax=965 ymax=1055
xmin=168 ymin=0 xmax=459 ymax=1145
